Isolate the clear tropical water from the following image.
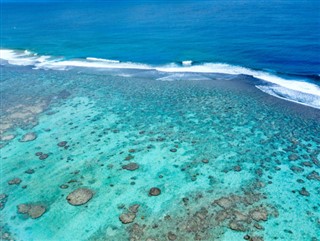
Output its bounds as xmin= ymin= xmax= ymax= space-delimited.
xmin=0 ymin=1 xmax=320 ymax=241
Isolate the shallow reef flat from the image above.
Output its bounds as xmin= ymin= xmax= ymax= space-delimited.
xmin=0 ymin=66 xmax=319 ymax=241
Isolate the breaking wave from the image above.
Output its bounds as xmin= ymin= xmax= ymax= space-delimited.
xmin=1 ymin=48 xmax=320 ymax=109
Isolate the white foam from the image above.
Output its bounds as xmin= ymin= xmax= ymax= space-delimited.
xmin=1 ymin=48 xmax=320 ymax=109
xmin=256 ymin=85 xmax=320 ymax=109
xmin=160 ymin=64 xmax=320 ymax=101
xmin=182 ymin=60 xmax=192 ymax=66
xmin=157 ymin=73 xmax=212 ymax=81
xmin=156 ymin=63 xmax=320 ymax=97
xmin=0 ymin=49 xmax=52 ymax=66
xmin=86 ymin=57 xmax=120 ymax=63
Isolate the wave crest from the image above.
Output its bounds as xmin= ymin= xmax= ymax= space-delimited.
xmin=1 ymin=48 xmax=320 ymax=109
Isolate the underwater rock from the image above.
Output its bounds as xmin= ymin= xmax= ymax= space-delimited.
xmin=195 ymin=207 xmax=208 ymax=221
xmin=250 ymin=207 xmax=268 ymax=221
xmin=244 ymin=235 xmax=264 ymax=241
xmin=149 ymin=187 xmax=161 ymax=196
xmin=8 ymin=178 xmax=21 ymax=185
xmin=129 ymin=204 xmax=140 ymax=213
xmin=128 ymin=149 xmax=136 ymax=153
xmin=301 ymin=161 xmax=312 ymax=167
xmin=122 ymin=163 xmax=139 ymax=171
xmin=129 ymin=223 xmax=144 ymax=240
xmin=156 ymin=137 xmax=165 ymax=142
xmin=68 ymin=179 xmax=78 ymax=184
xmin=214 ymin=197 xmax=234 ymax=209
xmin=0 ymin=134 xmax=15 ymax=141
xmin=66 ymin=188 xmax=93 ymax=206
xmin=186 ymin=215 xmax=206 ymax=233
xmin=250 ymin=236 xmax=264 ymax=241
xmin=39 ymin=153 xmax=49 ymax=160
xmin=35 ymin=152 xmax=42 ymax=156
xmin=232 ymin=210 xmax=248 ymax=222
xmin=119 ymin=212 xmax=136 ymax=224
xmin=228 ymin=220 xmax=247 ymax=232
xmin=28 ymin=205 xmax=46 ymax=219
xmin=0 ymin=194 xmax=7 ymax=201
xmin=58 ymin=141 xmax=67 ymax=147
xmin=244 ymin=235 xmax=251 ymax=240
xmin=25 ymin=169 xmax=35 ymax=174
xmin=17 ymin=204 xmax=30 ymax=214
xmin=290 ymin=166 xmax=304 ymax=173
xmin=202 ymin=159 xmax=209 ymax=163
xmin=233 ymin=165 xmax=242 ymax=172
xmin=307 ymin=171 xmax=320 ymax=181
xmin=243 ymin=194 xmax=261 ymax=206
xmin=299 ymin=187 xmax=310 ymax=196
xmin=297 ymin=179 xmax=304 ymax=183
xmin=17 ymin=203 xmax=46 ymax=219
xmin=1 ymin=231 xmax=13 ymax=240
xmin=311 ymin=157 xmax=320 ymax=167
xmin=288 ymin=154 xmax=299 ymax=161
xmin=20 ymin=132 xmax=37 ymax=142
xmin=215 ymin=210 xmax=230 ymax=223
xmin=254 ymin=223 xmax=264 ymax=230
xmin=167 ymin=232 xmax=177 ymax=240
xmin=0 ymin=194 xmax=8 ymax=210
xmin=1 ymin=102 xmax=44 ymax=134
xmin=125 ymin=155 xmax=134 ymax=161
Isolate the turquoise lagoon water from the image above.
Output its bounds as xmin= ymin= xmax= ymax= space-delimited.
xmin=1 ymin=65 xmax=319 ymax=241
xmin=1 ymin=1 xmax=320 ymax=241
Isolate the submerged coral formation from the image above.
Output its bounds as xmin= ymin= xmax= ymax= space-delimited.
xmin=0 ymin=66 xmax=319 ymax=241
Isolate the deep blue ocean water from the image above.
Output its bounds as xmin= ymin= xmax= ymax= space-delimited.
xmin=2 ymin=0 xmax=320 ymax=75
xmin=1 ymin=1 xmax=320 ymax=241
